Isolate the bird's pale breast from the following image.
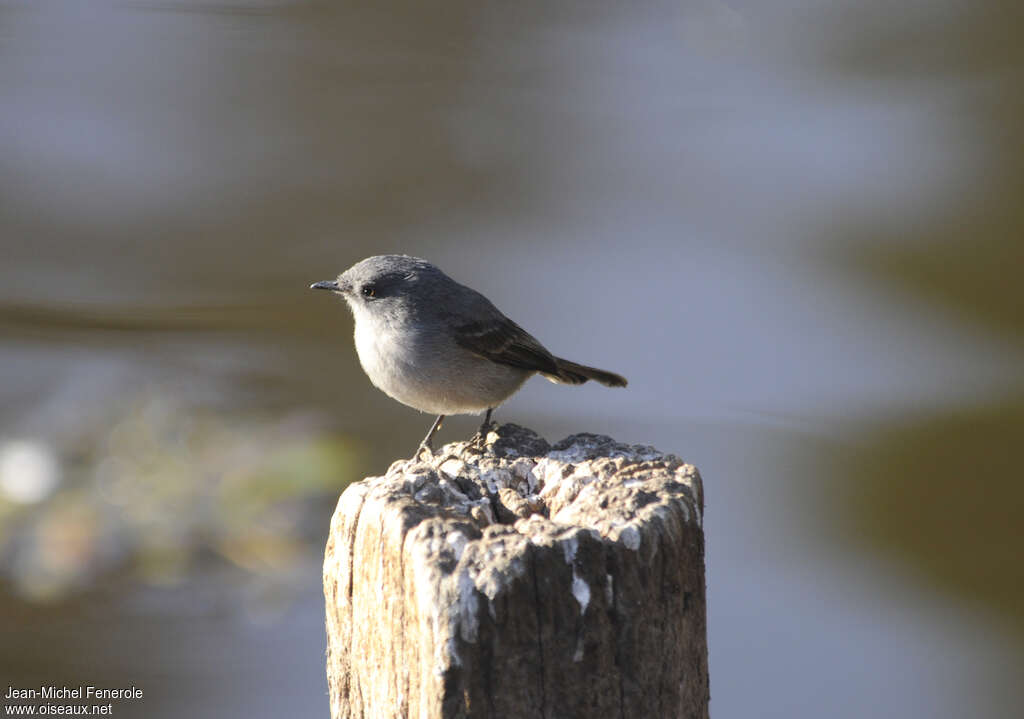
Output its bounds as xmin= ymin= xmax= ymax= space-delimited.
xmin=352 ymin=311 xmax=529 ymax=415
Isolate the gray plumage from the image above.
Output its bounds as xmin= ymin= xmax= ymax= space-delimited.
xmin=311 ymin=254 xmax=626 ymax=452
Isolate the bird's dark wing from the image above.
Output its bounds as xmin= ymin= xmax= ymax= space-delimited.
xmin=453 ymin=316 xmax=561 ymax=376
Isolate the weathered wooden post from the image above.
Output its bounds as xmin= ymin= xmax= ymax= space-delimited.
xmin=323 ymin=424 xmax=708 ymax=719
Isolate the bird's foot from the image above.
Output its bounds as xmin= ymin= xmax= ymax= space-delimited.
xmin=414 ymin=415 xmax=445 ymax=462
xmin=470 ymin=422 xmax=496 ymax=448
xmin=414 ymin=441 xmax=434 ymax=462
xmin=470 ymin=408 xmax=496 ymax=448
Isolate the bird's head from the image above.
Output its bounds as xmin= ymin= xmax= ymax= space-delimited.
xmin=310 ymin=254 xmax=440 ymax=317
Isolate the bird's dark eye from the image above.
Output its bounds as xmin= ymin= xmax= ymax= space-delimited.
xmin=361 ymin=285 xmax=376 ymax=298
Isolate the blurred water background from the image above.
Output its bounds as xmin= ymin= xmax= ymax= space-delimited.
xmin=2 ymin=1 xmax=1022 ymax=717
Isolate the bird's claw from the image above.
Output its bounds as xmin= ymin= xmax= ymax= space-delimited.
xmin=470 ymin=422 xmax=496 ymax=448
xmin=414 ymin=442 xmax=434 ymax=461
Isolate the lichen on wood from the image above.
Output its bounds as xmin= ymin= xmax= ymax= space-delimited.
xmin=324 ymin=424 xmax=708 ymax=719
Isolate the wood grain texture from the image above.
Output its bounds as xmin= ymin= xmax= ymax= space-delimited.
xmin=324 ymin=424 xmax=708 ymax=719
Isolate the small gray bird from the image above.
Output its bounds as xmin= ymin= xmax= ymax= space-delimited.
xmin=311 ymin=255 xmax=626 ymax=454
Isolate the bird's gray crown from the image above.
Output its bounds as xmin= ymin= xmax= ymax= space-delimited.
xmin=328 ymin=255 xmax=464 ymax=318
xmin=340 ymin=255 xmax=441 ymax=292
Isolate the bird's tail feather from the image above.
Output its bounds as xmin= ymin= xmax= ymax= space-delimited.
xmin=544 ymin=358 xmax=628 ymax=388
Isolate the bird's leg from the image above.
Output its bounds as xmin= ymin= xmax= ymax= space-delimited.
xmin=471 ymin=408 xmax=495 ymax=446
xmin=417 ymin=415 xmax=445 ymax=458
xmin=480 ymin=407 xmax=494 ymax=434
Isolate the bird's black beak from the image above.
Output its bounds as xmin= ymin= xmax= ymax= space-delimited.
xmin=310 ymin=280 xmax=341 ymax=292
